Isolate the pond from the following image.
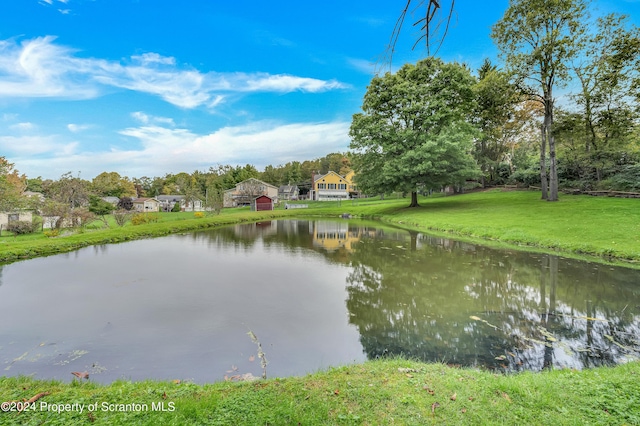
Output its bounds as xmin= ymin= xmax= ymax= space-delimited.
xmin=1 ymin=220 xmax=639 ymax=384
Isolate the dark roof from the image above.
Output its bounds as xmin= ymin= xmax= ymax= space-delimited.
xmin=157 ymin=195 xmax=185 ymax=202
xmin=313 ymin=171 xmax=348 ymax=182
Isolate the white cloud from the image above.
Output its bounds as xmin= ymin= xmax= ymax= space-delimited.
xmin=0 ymin=36 xmax=348 ymax=108
xmin=131 ymin=111 xmax=175 ymax=126
xmin=67 ymin=123 xmax=91 ymax=132
xmin=241 ymin=74 xmax=348 ymax=92
xmin=131 ymin=53 xmax=176 ymax=66
xmin=208 ymin=95 xmax=225 ymax=109
xmin=130 ymin=111 xmax=150 ymax=124
xmin=0 ymin=134 xmax=77 ymax=156
xmin=0 ymin=36 xmax=98 ymax=98
xmin=92 ymin=64 xmax=212 ymax=108
xmin=38 ymin=0 xmax=73 ymax=14
xmin=117 ymin=120 xmax=350 ymax=169
xmin=39 ymin=0 xmax=70 ymax=5
xmin=9 ymin=122 xmax=35 ymax=131
xmin=13 ymin=120 xmax=351 ymax=179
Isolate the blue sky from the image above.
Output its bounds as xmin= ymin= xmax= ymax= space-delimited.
xmin=1 ymin=0 xmax=639 ymax=180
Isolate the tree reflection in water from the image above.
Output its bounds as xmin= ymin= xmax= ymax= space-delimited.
xmin=343 ymin=228 xmax=640 ymax=371
xmin=198 ymin=219 xmax=640 ymax=372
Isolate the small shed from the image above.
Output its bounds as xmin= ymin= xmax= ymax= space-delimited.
xmin=251 ymin=195 xmax=274 ymax=211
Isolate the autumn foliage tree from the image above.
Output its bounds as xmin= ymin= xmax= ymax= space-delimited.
xmin=0 ymin=157 xmax=27 ymax=211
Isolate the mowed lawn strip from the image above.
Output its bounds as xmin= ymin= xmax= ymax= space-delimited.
xmin=1 ymin=359 xmax=639 ymax=425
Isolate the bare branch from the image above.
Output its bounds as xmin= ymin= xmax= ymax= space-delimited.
xmin=381 ymin=1 xmax=455 ymax=72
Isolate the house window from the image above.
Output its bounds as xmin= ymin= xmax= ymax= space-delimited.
xmin=318 ymin=183 xmax=326 ymax=189
xmin=8 ymin=214 xmax=19 ymax=223
xmin=328 ymin=183 xmax=336 ymax=189
xmin=338 ymin=184 xmax=347 ymax=190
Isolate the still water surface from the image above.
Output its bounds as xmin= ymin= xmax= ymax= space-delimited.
xmin=0 ymin=220 xmax=638 ymax=383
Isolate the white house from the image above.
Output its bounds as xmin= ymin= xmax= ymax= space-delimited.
xmin=132 ymin=197 xmax=160 ymax=212
xmin=157 ymin=195 xmax=204 ymax=212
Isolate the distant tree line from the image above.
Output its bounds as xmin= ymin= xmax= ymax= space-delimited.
xmin=0 ymin=152 xmax=353 ymax=224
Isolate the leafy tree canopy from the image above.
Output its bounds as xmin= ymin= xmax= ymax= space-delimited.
xmin=349 ymin=58 xmax=480 ymax=207
xmin=91 ymin=172 xmax=137 ymax=198
xmin=88 ymin=195 xmax=116 ymax=216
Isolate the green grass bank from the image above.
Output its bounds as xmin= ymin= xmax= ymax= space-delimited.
xmin=2 ymin=359 xmax=639 ymax=425
xmin=1 ymin=189 xmax=638 ymax=265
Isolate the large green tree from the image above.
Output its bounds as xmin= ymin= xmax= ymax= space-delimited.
xmin=349 ymin=58 xmax=479 ymax=207
xmin=492 ymin=0 xmax=588 ymax=201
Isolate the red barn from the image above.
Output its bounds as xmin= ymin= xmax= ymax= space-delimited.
xmin=251 ymin=195 xmax=274 ymax=211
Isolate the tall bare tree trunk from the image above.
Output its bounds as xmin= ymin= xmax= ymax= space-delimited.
xmin=547 ymin=89 xmax=558 ymax=202
xmin=540 ymin=124 xmax=548 ymax=200
xmin=548 ymin=131 xmax=559 ymax=201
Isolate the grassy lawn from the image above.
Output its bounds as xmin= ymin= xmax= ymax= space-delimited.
xmin=1 ymin=359 xmax=638 ymax=425
xmin=0 ymin=189 xmax=639 ymax=264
